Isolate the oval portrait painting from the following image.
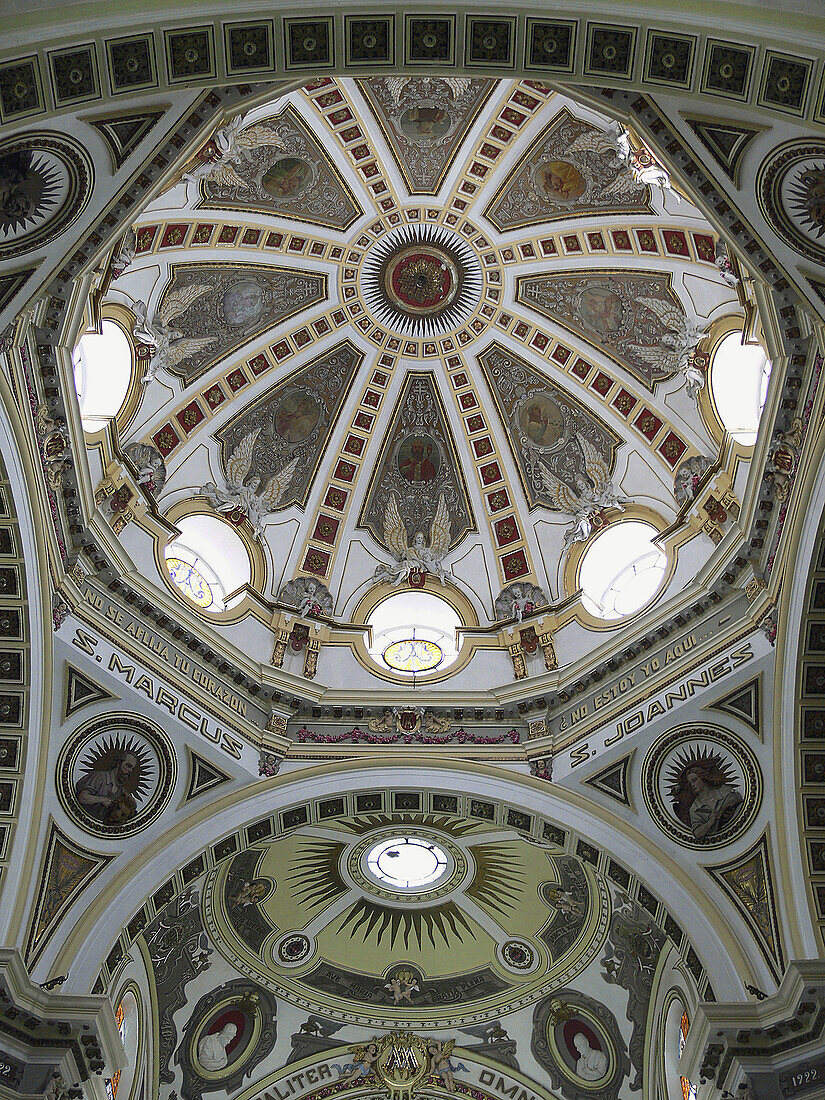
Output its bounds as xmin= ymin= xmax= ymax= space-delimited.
xmin=578 ymin=285 xmax=623 ymax=338
xmin=399 ymin=105 xmax=452 ymax=142
xmin=643 ymin=724 xmax=761 ymax=849
xmin=261 ymin=157 xmax=313 ymax=200
xmin=221 ymin=280 xmax=265 ymax=327
xmin=535 ymin=160 xmax=587 ymax=203
xmin=397 ymin=434 xmax=441 ymax=483
xmin=58 ymin=714 xmax=176 ymax=838
xmin=517 ymin=393 xmax=565 ymax=449
xmin=274 ymin=390 xmax=321 ymax=444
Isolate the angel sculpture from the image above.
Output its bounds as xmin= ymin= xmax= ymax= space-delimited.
xmin=385 ymin=75 xmax=471 ymax=107
xmin=110 ymin=227 xmax=136 ymax=279
xmin=199 ymin=429 xmax=299 ymax=538
xmin=566 ymin=119 xmax=631 ymax=172
xmin=183 ymin=115 xmax=285 ymax=187
xmin=372 ymin=494 xmax=452 ymax=586
xmin=538 ymin=439 xmax=628 ymax=549
xmin=625 ymin=297 xmax=709 ymax=398
xmin=626 ymin=146 xmax=681 ymax=203
xmin=132 ymin=287 xmax=216 ymax=385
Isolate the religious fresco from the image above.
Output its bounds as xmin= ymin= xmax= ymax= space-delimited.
xmin=485 ymin=108 xmax=650 ymax=232
xmin=200 ymin=103 xmax=362 ymax=230
xmin=356 ymin=78 xmax=496 ymax=194
xmin=0 ymin=133 xmax=92 ymax=259
xmin=198 ymin=814 xmax=611 ymax=1027
xmin=211 ymin=341 xmax=362 ymax=517
xmin=516 ymin=271 xmax=697 ymax=391
xmin=359 ymin=373 xmax=475 ymax=571
xmin=642 ymin=725 xmax=761 ymax=849
xmin=477 ymin=344 xmax=621 ymax=513
xmin=56 ymin=714 xmax=176 ymax=838
xmin=144 ymin=262 xmax=326 ymax=387
xmin=758 ymin=140 xmax=825 ymax=264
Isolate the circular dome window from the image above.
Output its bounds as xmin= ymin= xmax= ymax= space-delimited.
xmin=164 ymin=514 xmax=251 ymax=613
xmin=710 ymin=332 xmax=771 ymax=445
xmin=73 ymin=320 xmax=133 ymax=432
xmin=579 ymin=521 xmax=667 ymax=621
xmin=367 ymin=591 xmax=461 ymax=677
xmin=365 ymin=836 xmax=450 ymax=890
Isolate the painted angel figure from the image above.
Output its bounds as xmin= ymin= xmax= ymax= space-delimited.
xmin=132 ymin=287 xmax=216 ymax=385
xmin=385 ymin=971 xmax=420 ymax=1003
xmin=425 ymin=1040 xmax=468 ymax=1093
xmin=538 ymin=439 xmax=628 ymax=549
xmin=199 ymin=429 xmax=299 ymax=538
xmin=373 ymin=493 xmax=452 ymax=586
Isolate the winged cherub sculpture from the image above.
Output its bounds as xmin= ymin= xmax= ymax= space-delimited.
xmin=132 ymin=285 xmax=216 ymax=385
xmin=626 ymin=298 xmax=709 ymax=400
xmin=182 ymin=115 xmax=286 ymax=188
xmin=538 ymin=437 xmax=628 ymax=549
xmin=373 ymin=493 xmax=452 ymax=586
xmin=200 ymin=429 xmax=298 ymax=538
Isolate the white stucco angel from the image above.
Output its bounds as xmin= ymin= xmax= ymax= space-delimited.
xmin=183 ymin=114 xmax=285 ymax=187
xmin=110 ymin=227 xmax=136 ymax=279
xmin=626 ymin=146 xmax=681 ymax=203
xmin=626 ymin=298 xmax=709 ymax=399
xmin=132 ymin=286 xmax=216 ymax=384
xmin=566 ymin=120 xmax=631 ymax=172
xmin=200 ymin=429 xmax=299 ymax=538
xmin=538 ymin=439 xmax=628 ymax=549
xmin=373 ymin=494 xmax=452 ymax=586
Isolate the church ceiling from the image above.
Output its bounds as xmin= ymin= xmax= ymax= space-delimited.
xmin=103 ymin=77 xmax=741 ymax=647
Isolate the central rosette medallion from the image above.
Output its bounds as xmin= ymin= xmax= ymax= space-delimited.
xmin=385 ymin=246 xmax=459 ymax=314
xmin=358 ymin=221 xmax=484 ymax=338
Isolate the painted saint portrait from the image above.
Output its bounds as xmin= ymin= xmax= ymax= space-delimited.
xmin=74 ymin=735 xmax=152 ymax=826
xmin=397 ymin=434 xmax=440 ymax=483
xmin=229 ymin=878 xmax=272 ymax=910
xmin=535 ymin=160 xmax=587 ymax=202
xmin=518 ymin=394 xmax=565 ymax=448
xmin=667 ymin=748 xmax=744 ymax=841
xmin=274 ymin=390 xmax=321 ymax=443
xmin=789 ymin=162 xmax=825 ymax=238
xmin=261 ymin=157 xmax=313 ymax=199
xmin=577 ymin=285 xmax=623 ymax=337
xmin=0 ymin=150 xmax=61 ymax=238
xmin=399 ymin=106 xmax=451 ymax=141
xmin=59 ymin=717 xmax=175 ymax=838
xmin=221 ymin=280 xmax=265 ymax=327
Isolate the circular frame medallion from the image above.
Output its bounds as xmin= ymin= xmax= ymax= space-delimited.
xmin=757 ymin=140 xmax=825 ymax=263
xmin=642 ymin=723 xmax=761 ymax=849
xmin=57 ymin=712 xmax=176 ymax=838
xmin=0 ymin=132 xmax=92 ymax=259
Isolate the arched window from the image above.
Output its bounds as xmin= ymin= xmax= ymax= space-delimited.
xmin=710 ymin=332 xmax=771 ymax=445
xmin=578 ymin=520 xmax=667 ymax=621
xmin=73 ymin=320 xmax=133 ymax=432
xmin=367 ymin=590 xmax=461 ymax=677
xmin=679 ymin=1010 xmax=697 ymax=1100
xmin=164 ymin=515 xmax=251 ymax=613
